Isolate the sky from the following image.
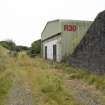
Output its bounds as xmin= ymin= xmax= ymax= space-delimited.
xmin=0 ymin=0 xmax=105 ymax=46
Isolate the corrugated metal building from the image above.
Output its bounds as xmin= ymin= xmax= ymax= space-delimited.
xmin=41 ymin=19 xmax=92 ymax=62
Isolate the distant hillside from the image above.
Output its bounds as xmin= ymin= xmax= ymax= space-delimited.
xmin=0 ymin=40 xmax=29 ymax=52
xmin=0 ymin=40 xmax=16 ymax=51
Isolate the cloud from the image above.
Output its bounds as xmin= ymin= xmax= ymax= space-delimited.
xmin=0 ymin=0 xmax=104 ymax=46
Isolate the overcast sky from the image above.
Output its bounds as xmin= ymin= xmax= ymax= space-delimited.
xmin=0 ymin=0 xmax=105 ymax=46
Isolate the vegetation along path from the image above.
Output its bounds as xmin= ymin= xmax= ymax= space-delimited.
xmin=64 ymin=79 xmax=105 ymax=105
xmin=5 ymin=68 xmax=33 ymax=105
xmin=0 ymin=50 xmax=105 ymax=105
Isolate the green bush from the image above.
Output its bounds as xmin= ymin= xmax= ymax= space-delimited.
xmin=27 ymin=39 xmax=41 ymax=57
xmin=0 ymin=40 xmax=16 ymax=51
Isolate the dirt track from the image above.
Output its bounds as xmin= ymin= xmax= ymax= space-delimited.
xmin=3 ymin=56 xmax=105 ymax=105
xmin=65 ymin=79 xmax=105 ymax=105
xmin=4 ymin=68 xmax=33 ymax=105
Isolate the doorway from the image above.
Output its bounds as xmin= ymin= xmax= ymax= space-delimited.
xmin=53 ymin=44 xmax=57 ymax=61
xmin=45 ymin=46 xmax=47 ymax=59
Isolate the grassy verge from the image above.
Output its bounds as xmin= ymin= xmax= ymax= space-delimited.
xmin=0 ymin=46 xmax=14 ymax=104
xmin=0 ymin=70 xmax=13 ymax=105
xmin=61 ymin=65 xmax=105 ymax=92
xmin=59 ymin=66 xmax=105 ymax=92
xmin=28 ymin=69 xmax=78 ymax=105
xmin=16 ymin=54 xmax=79 ymax=105
xmin=17 ymin=55 xmax=105 ymax=104
xmin=32 ymin=57 xmax=105 ymax=92
xmin=1 ymin=50 xmax=104 ymax=105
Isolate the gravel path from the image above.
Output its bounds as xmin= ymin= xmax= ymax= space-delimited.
xmin=4 ymin=70 xmax=33 ymax=105
xmin=64 ymin=79 xmax=105 ymax=105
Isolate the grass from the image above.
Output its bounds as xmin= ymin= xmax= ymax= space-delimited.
xmin=0 ymin=46 xmax=105 ymax=105
xmin=31 ymin=57 xmax=105 ymax=93
xmin=31 ymin=70 xmax=77 ymax=105
xmin=0 ymin=46 xmax=14 ymax=104
xmin=7 ymin=52 xmax=105 ymax=104
xmin=50 ymin=61 xmax=105 ymax=92
xmin=66 ymin=67 xmax=105 ymax=91
xmin=0 ymin=71 xmax=13 ymax=104
xmin=14 ymin=53 xmax=79 ymax=105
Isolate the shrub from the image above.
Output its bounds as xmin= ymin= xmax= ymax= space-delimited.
xmin=27 ymin=39 xmax=41 ymax=57
xmin=0 ymin=40 xmax=16 ymax=51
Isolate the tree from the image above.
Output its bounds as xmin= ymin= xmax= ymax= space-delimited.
xmin=0 ymin=40 xmax=16 ymax=51
xmin=27 ymin=39 xmax=41 ymax=57
xmin=15 ymin=46 xmax=29 ymax=52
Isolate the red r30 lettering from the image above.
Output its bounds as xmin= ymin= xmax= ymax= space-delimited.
xmin=64 ymin=25 xmax=77 ymax=31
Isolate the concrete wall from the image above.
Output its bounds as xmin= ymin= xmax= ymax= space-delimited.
xmin=60 ymin=20 xmax=92 ymax=59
